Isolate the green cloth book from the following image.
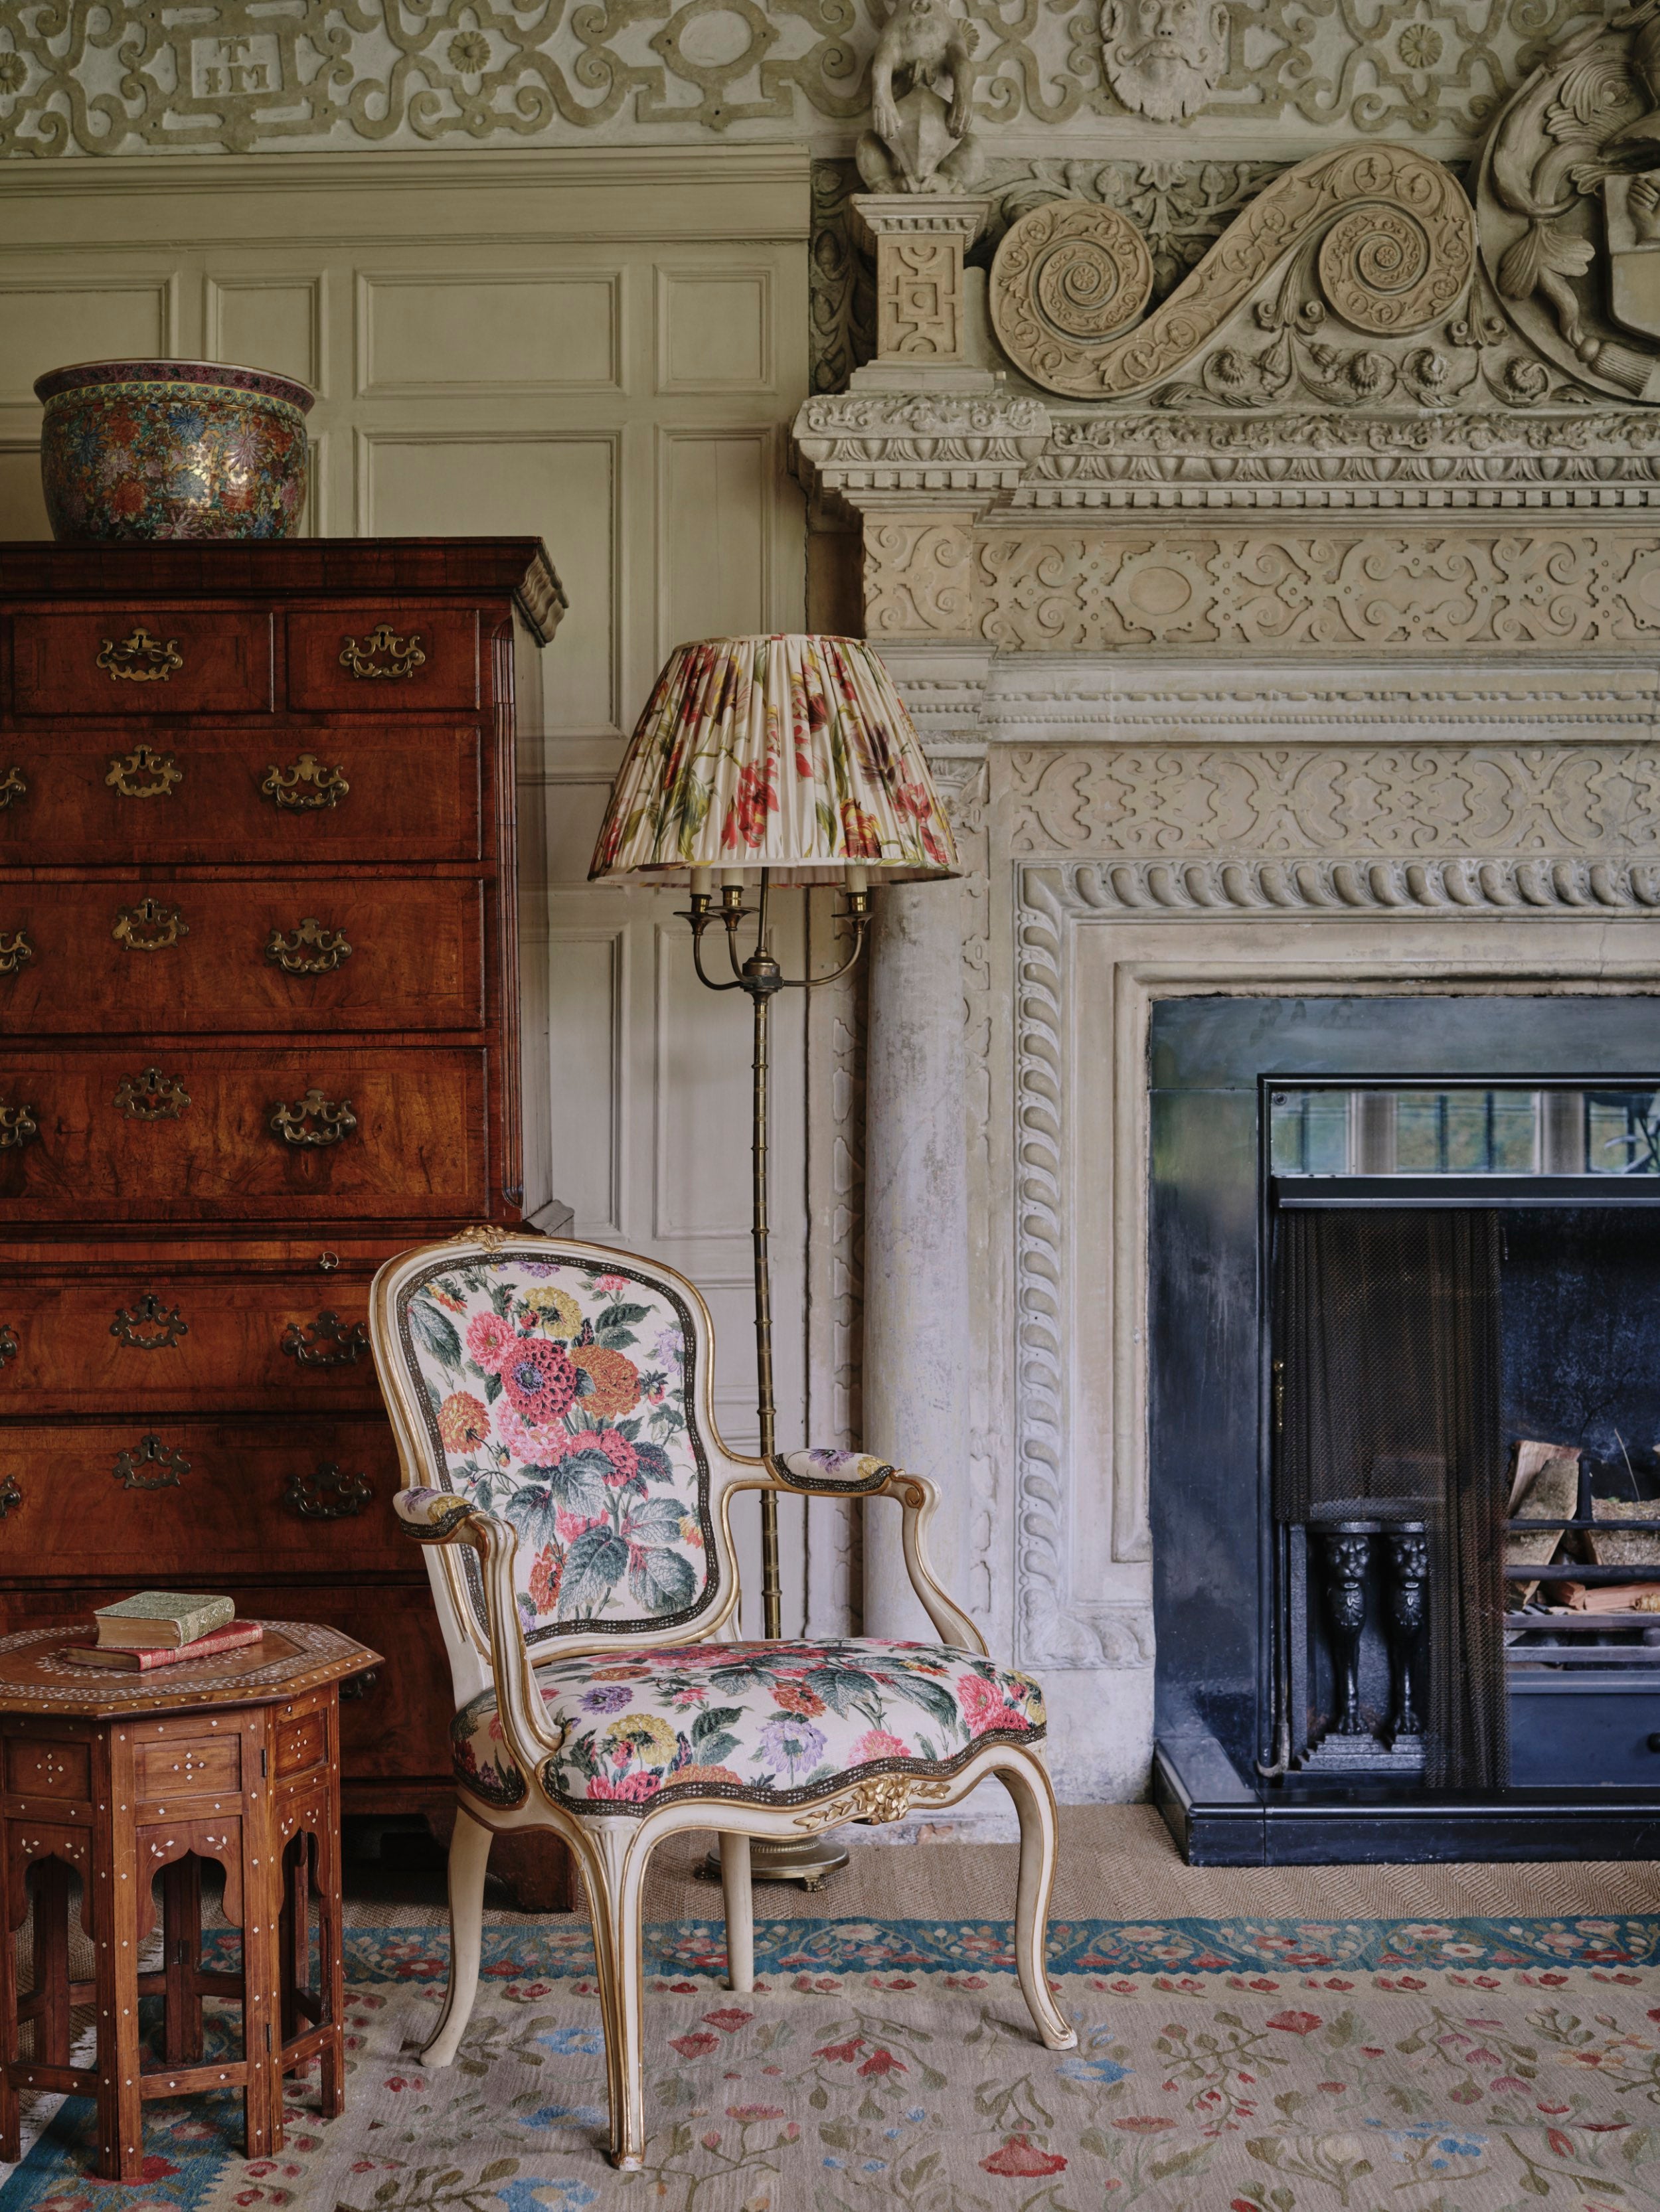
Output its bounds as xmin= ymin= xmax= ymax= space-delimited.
xmin=94 ymin=1591 xmax=236 ymax=1650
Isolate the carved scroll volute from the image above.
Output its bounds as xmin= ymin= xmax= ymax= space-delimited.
xmin=989 ymin=144 xmax=1475 ymax=399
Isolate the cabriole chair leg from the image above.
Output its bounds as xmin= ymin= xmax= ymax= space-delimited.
xmin=422 ymin=1803 xmax=493 ymax=2067
xmin=719 ymin=1832 xmax=754 ymax=1993
xmin=999 ymin=1759 xmax=1078 ymax=2053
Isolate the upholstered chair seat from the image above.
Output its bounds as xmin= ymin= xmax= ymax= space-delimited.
xmin=369 ymin=1231 xmax=1076 ymax=2171
xmin=448 ymin=1634 xmax=1049 ymax=1810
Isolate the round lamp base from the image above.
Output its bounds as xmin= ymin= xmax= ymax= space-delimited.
xmin=702 ymin=1833 xmax=851 ymax=1889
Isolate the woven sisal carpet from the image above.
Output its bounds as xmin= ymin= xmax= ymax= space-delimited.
xmin=6 ymin=1808 xmax=1660 ymax=2210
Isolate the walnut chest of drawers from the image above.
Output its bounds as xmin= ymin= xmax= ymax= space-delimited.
xmin=0 ymin=539 xmax=562 ymax=1840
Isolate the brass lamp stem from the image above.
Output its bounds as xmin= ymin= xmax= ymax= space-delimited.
xmin=681 ymin=867 xmax=871 ymax=1644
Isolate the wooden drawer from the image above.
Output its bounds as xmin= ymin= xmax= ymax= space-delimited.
xmin=288 ymin=607 xmax=479 ymax=712
xmin=0 ymin=1418 xmax=405 ymax=1577
xmin=11 ymin=609 xmax=274 ymax=716
xmin=0 ymin=1264 xmax=383 ymax=1415
xmin=0 ymin=877 xmax=485 ymax=1036
xmin=0 ymin=723 xmax=483 ymax=867
xmin=0 ymin=1046 xmax=488 ymax=1222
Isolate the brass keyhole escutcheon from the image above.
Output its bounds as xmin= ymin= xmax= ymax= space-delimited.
xmin=339 ymin=624 xmax=426 ymax=680
xmin=266 ymin=917 xmax=352 ymax=975
xmin=112 ymin=1434 xmax=190 ymax=1490
xmin=270 ymin=1089 xmax=357 ymax=1146
xmin=115 ymin=1067 xmax=191 ymax=1121
xmin=114 ymin=897 xmax=188 ymax=952
xmin=106 ymin=745 xmax=183 ymax=800
xmin=97 ymin=628 xmax=183 ymax=683
xmin=260 ymin=754 xmax=349 ymax=811
xmin=112 ymin=1292 xmax=189 ymax=1351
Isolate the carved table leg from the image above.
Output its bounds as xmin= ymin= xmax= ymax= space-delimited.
xmin=1315 ymin=1526 xmax=1374 ymax=1737
xmin=96 ymin=1730 xmax=145 ymax=2181
xmin=316 ymin=1717 xmax=346 ymax=2119
xmin=0 ymin=1813 xmax=17 ymax=2162
xmin=161 ymin=1854 xmax=204 ymax=2064
xmin=1386 ymin=1525 xmax=1430 ymax=1746
xmin=241 ymin=1715 xmax=280 ymax=2164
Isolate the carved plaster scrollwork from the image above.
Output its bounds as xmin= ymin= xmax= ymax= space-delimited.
xmin=989 ymin=144 xmax=1475 ymax=402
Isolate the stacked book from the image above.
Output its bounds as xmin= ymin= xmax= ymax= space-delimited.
xmin=72 ymin=1591 xmax=263 ymax=1672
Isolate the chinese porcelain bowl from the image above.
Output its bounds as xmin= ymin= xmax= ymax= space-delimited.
xmin=35 ymin=358 xmax=314 ymax=542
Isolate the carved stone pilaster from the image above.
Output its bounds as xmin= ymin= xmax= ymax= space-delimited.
xmin=863 ymin=508 xmax=981 ymax=639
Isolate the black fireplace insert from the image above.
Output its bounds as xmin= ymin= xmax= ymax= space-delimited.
xmin=1149 ymin=994 xmax=1660 ymax=1863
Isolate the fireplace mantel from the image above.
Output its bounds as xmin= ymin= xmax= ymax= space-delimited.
xmin=793 ymin=105 xmax=1660 ymax=1830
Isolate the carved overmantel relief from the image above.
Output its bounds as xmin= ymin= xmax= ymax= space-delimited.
xmin=794 ymin=5 xmax=1660 ymax=1808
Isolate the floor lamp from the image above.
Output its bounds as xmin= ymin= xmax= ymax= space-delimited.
xmin=590 ymin=633 xmax=960 ymax=1884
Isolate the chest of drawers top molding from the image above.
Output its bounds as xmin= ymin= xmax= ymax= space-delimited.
xmin=0 ymin=544 xmax=562 ymax=729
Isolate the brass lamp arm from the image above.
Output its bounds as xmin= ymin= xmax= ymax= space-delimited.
xmin=687 ymin=918 xmax=751 ymax=993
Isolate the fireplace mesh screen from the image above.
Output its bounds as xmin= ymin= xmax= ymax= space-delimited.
xmin=1274 ymin=1210 xmax=1508 ymax=1788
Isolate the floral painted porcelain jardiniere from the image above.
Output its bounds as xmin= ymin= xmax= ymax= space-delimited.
xmin=35 ymin=358 xmax=313 ymax=542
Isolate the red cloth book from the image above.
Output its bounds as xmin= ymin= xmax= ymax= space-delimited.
xmin=62 ymin=1622 xmax=265 ymax=1672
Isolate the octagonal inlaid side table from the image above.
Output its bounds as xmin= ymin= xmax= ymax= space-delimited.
xmin=0 ymin=1620 xmax=378 ymax=2180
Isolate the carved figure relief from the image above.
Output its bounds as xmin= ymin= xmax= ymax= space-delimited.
xmin=1477 ymin=0 xmax=1660 ymax=400
xmin=856 ymin=0 xmax=979 ymax=193
xmin=1100 ymin=0 xmax=1229 ymax=123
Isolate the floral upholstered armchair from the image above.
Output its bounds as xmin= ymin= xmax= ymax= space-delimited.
xmin=369 ymin=1227 xmax=1076 ymax=2169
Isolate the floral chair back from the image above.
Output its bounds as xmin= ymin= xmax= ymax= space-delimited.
xmin=380 ymin=1237 xmax=737 ymax=1694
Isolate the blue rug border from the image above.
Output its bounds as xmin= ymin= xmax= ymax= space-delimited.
xmin=347 ymin=1911 xmax=1660 ymax=1980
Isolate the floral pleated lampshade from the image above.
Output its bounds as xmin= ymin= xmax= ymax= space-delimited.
xmin=589 ymin=633 xmax=959 ymax=883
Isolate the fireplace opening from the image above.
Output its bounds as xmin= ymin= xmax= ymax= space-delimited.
xmin=1148 ymin=1000 xmax=1660 ymax=1863
xmin=1268 ymin=1087 xmax=1660 ymax=1801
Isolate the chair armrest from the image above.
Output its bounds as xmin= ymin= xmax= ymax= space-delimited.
xmin=392 ymin=1487 xmax=566 ymax=1775
xmin=766 ymin=1451 xmax=987 ymax=1657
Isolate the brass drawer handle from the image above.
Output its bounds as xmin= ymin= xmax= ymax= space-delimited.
xmin=0 ymin=1325 xmax=15 ymax=1368
xmin=113 ymin=1434 xmax=189 ymax=1490
xmin=115 ymin=1067 xmax=191 ymax=1121
xmin=281 ymin=1309 xmax=369 ymax=1367
xmin=0 ymin=767 xmax=25 ymax=811
xmin=114 ymin=897 xmax=187 ymax=953
xmin=112 ymin=1293 xmax=189 ymax=1351
xmin=340 ymin=625 xmax=426 ymax=680
xmin=0 ymin=1474 xmax=21 ymax=1518
xmin=270 ymin=1089 xmax=357 ymax=1146
xmin=260 ymin=754 xmax=349 ymax=811
xmin=106 ymin=744 xmax=183 ymax=800
xmin=97 ymin=628 xmax=183 ymax=683
xmin=0 ymin=929 xmax=33 ymax=977
xmin=0 ymin=1105 xmax=39 ymax=1150
xmin=267 ymin=918 xmax=352 ymax=975
xmin=285 ymin=1462 xmax=372 ymax=1518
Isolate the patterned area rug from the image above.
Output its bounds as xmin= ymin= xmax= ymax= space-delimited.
xmin=8 ymin=1916 xmax=1660 ymax=2210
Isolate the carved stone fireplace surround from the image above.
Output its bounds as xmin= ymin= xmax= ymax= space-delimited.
xmin=791 ymin=94 xmax=1660 ymax=1833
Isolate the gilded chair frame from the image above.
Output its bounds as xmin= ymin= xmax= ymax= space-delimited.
xmin=369 ymin=1227 xmax=1076 ymax=2170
